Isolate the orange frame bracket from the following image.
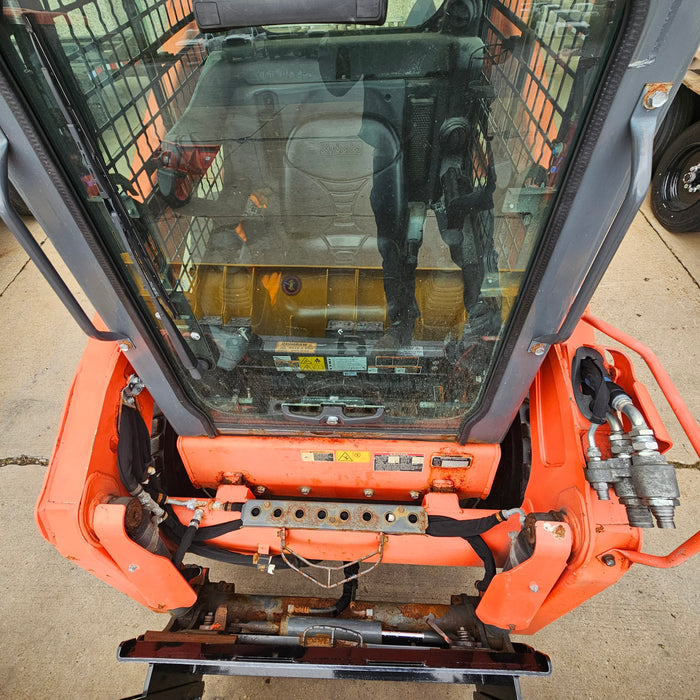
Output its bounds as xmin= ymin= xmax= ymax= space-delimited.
xmin=476 ymin=521 xmax=573 ymax=631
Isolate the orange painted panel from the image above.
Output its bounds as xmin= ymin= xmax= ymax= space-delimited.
xmin=178 ymin=436 xmax=501 ymax=501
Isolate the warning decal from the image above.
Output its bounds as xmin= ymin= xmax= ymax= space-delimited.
xmin=335 ymin=451 xmax=370 ymax=463
xmin=374 ymin=453 xmax=424 ymax=472
xmin=301 ymin=451 xmax=335 ymax=462
xmin=298 ymin=356 xmax=326 ymax=372
xmin=273 ymin=355 xmax=299 ymax=372
xmin=327 ymin=356 xmax=367 ymax=372
xmin=368 ymin=366 xmax=421 ymax=374
xmin=276 ymin=341 xmax=317 ymax=353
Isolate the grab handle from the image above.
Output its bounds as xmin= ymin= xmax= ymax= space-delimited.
xmin=0 ymin=128 xmax=124 ymax=343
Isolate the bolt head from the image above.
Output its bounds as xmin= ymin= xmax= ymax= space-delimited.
xmin=300 ymin=486 xmax=311 ymax=495
xmin=529 ymin=584 xmax=539 ymax=593
xmin=528 ymin=342 xmax=547 ymax=356
xmin=255 ymin=485 xmax=266 ymax=495
xmin=364 ymin=489 xmax=374 ymax=498
xmin=326 ymin=415 xmax=340 ymax=425
xmin=118 ymin=342 xmax=131 ymax=352
xmin=386 ymin=513 xmax=396 ymax=522
xmin=602 ymin=554 xmax=616 ymax=567
xmin=190 ymin=331 xmax=201 ymax=341
xmin=644 ymin=90 xmax=669 ymax=109
xmin=409 ymin=490 xmax=420 ymax=500
xmin=128 ymin=564 xmax=139 ymax=573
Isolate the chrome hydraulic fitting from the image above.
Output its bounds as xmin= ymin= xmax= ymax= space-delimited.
xmin=630 ymin=452 xmax=681 ymax=529
xmin=585 ymin=399 xmax=679 ymax=528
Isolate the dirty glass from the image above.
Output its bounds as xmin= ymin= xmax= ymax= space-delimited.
xmin=0 ymin=0 xmax=625 ymax=435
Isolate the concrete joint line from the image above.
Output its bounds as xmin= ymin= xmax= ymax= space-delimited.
xmin=642 ymin=210 xmax=700 ymax=290
xmin=670 ymin=460 xmax=700 ymax=471
xmin=0 ymin=234 xmax=49 ymax=297
xmin=0 ymin=455 xmax=48 ymax=467
xmin=0 ymin=255 xmax=32 ymax=297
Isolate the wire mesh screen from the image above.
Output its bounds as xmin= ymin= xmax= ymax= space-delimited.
xmin=40 ymin=0 xmax=198 ymax=193
xmin=19 ymin=0 xmax=608 ymax=294
xmin=28 ymin=0 xmax=210 ymax=287
xmin=482 ymin=0 xmax=603 ymax=270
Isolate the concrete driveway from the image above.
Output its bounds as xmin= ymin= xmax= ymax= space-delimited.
xmin=0 ymin=201 xmax=697 ymax=699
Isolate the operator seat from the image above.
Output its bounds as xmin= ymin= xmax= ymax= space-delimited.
xmin=281 ymin=84 xmax=405 ymax=268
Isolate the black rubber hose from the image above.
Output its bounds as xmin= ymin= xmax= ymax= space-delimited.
xmin=117 ymin=404 xmax=152 ymax=493
xmin=187 ymin=542 xmax=309 ymax=570
xmin=159 ymin=504 xmax=243 ymax=543
xmin=465 ymin=535 xmax=497 ymax=591
xmin=307 ymin=563 xmax=360 ymax=616
xmin=426 ymin=513 xmax=501 ymax=537
xmin=331 ymin=562 xmax=360 ymax=616
xmin=172 ymin=524 xmax=196 ymax=569
xmin=116 ymin=404 xmax=257 ymax=570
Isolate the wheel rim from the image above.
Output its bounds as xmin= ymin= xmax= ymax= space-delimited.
xmin=659 ymin=143 xmax=700 ymax=212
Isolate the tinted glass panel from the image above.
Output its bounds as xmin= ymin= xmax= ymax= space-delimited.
xmin=0 ymin=0 xmax=624 ymax=435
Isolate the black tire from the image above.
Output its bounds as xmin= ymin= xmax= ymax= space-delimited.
xmin=650 ymin=121 xmax=700 ymax=233
xmin=652 ymin=85 xmax=697 ymax=170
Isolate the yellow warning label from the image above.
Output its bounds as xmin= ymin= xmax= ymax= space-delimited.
xmin=275 ymin=341 xmax=317 ymax=353
xmin=298 ymin=356 xmax=326 ymax=372
xmin=335 ymin=451 xmax=371 ymax=463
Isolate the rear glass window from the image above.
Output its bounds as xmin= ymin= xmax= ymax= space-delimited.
xmin=0 ymin=0 xmax=625 ymax=436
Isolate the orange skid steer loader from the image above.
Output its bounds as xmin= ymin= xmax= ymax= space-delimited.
xmin=0 ymin=0 xmax=698 ymax=696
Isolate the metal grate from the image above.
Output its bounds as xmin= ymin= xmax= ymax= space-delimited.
xmin=18 ymin=0 xmax=211 ymax=285
xmin=481 ymin=0 xmax=603 ymax=270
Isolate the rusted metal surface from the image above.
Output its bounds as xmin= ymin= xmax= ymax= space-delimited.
xmin=426 ymin=615 xmax=452 ymax=644
xmin=241 ymin=499 xmax=427 ymax=534
xmin=429 ymin=479 xmax=456 ymax=493
xmin=142 ymin=630 xmax=241 ymax=645
xmin=642 ymin=82 xmax=673 ymax=110
xmin=193 ymin=586 xmax=480 ymax=636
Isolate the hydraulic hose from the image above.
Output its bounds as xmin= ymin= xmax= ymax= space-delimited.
xmin=172 ymin=508 xmax=204 ymax=569
xmin=117 ymin=403 xmax=151 ymax=493
xmin=117 ymin=403 xmax=167 ymax=521
xmin=160 ymin=504 xmax=243 ymax=543
xmin=307 ymin=563 xmax=360 ymax=616
xmin=611 ymin=393 xmax=649 ymax=431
